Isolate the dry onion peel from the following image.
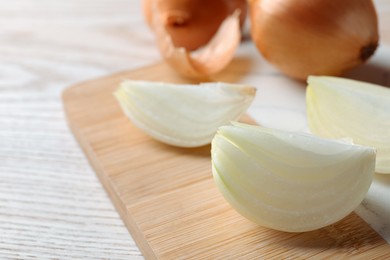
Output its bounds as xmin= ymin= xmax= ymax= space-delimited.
xmin=306 ymin=76 xmax=390 ymax=174
xmin=143 ymin=0 xmax=247 ymax=51
xmin=153 ymin=10 xmax=242 ymax=78
xmin=211 ymin=122 xmax=375 ymax=232
xmin=114 ymin=80 xmax=256 ymax=147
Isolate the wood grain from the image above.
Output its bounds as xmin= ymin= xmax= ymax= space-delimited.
xmin=0 ymin=0 xmax=154 ymax=258
xmin=63 ymin=63 xmax=390 ymax=259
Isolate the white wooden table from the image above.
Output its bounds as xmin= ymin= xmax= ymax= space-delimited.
xmin=0 ymin=1 xmax=389 ymax=259
xmin=0 ymin=1 xmax=159 ymax=258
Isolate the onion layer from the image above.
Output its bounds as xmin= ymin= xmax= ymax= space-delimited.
xmin=211 ymin=122 xmax=375 ymax=232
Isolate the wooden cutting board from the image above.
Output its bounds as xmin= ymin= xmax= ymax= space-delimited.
xmin=63 ymin=63 xmax=390 ymax=259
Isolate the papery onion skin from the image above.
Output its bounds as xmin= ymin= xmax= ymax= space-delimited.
xmin=143 ymin=0 xmax=247 ymax=51
xmin=249 ymin=0 xmax=379 ymax=80
xmin=211 ymin=122 xmax=375 ymax=232
xmin=157 ymin=11 xmax=242 ymax=78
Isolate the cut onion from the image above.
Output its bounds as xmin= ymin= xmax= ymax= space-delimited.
xmin=114 ymin=81 xmax=256 ymax=147
xmin=211 ymin=122 xmax=375 ymax=232
xmin=306 ymin=76 xmax=390 ymax=174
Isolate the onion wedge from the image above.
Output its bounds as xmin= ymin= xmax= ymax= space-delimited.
xmin=211 ymin=122 xmax=375 ymax=232
xmin=306 ymin=76 xmax=390 ymax=174
xmin=114 ymin=80 xmax=256 ymax=147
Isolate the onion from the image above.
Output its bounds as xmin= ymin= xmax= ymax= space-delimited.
xmin=306 ymin=76 xmax=390 ymax=174
xmin=114 ymin=80 xmax=256 ymax=147
xmin=211 ymin=122 xmax=376 ymax=232
xmin=143 ymin=0 xmax=247 ymax=50
xmin=143 ymin=0 xmax=247 ymax=78
xmin=249 ymin=0 xmax=379 ymax=80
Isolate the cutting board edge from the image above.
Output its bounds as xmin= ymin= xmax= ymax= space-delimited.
xmin=62 ymin=83 xmax=159 ymax=260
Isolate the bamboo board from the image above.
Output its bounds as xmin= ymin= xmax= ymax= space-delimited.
xmin=63 ymin=63 xmax=390 ymax=259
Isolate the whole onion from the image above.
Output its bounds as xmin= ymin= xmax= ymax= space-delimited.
xmin=249 ymin=0 xmax=379 ymax=80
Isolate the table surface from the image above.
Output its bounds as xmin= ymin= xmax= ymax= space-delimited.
xmin=1 ymin=1 xmax=389 ymax=259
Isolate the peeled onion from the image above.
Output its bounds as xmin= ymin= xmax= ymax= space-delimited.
xmin=306 ymin=76 xmax=390 ymax=174
xmin=114 ymin=80 xmax=256 ymax=147
xmin=143 ymin=0 xmax=247 ymax=77
xmin=211 ymin=122 xmax=375 ymax=232
xmin=249 ymin=0 xmax=379 ymax=80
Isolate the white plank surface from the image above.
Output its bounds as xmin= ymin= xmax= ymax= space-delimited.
xmin=0 ymin=0 xmax=389 ymax=259
xmin=0 ymin=0 xmax=159 ymax=259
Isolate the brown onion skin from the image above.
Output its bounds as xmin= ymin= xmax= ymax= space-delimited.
xmin=143 ymin=0 xmax=247 ymax=51
xmin=249 ymin=0 xmax=379 ymax=80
